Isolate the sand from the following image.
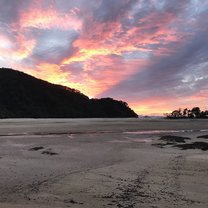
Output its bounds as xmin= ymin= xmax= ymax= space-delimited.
xmin=0 ymin=118 xmax=208 ymax=208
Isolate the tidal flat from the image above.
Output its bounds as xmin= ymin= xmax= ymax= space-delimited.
xmin=0 ymin=118 xmax=208 ymax=208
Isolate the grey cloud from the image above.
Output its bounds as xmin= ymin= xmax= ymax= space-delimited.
xmin=163 ymin=0 xmax=191 ymax=13
xmin=100 ymin=22 xmax=208 ymax=101
xmin=94 ymin=0 xmax=139 ymax=22
xmin=0 ymin=0 xmax=29 ymax=24
xmin=28 ymin=29 xmax=79 ymax=64
xmin=60 ymin=62 xmax=84 ymax=79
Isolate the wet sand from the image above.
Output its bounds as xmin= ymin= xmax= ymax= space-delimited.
xmin=0 ymin=118 xmax=208 ymax=208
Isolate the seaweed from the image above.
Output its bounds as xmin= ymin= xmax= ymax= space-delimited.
xmin=175 ymin=142 xmax=208 ymax=151
xmin=159 ymin=135 xmax=191 ymax=143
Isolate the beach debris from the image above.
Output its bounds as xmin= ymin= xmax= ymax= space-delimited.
xmin=29 ymin=146 xmax=44 ymax=151
xmin=175 ymin=142 xmax=208 ymax=151
xmin=159 ymin=135 xmax=191 ymax=143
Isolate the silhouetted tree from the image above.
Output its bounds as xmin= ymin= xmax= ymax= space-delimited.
xmin=200 ymin=110 xmax=208 ymax=118
xmin=191 ymin=107 xmax=201 ymax=118
xmin=166 ymin=107 xmax=208 ymax=119
xmin=170 ymin=108 xmax=182 ymax=118
xmin=183 ymin=108 xmax=188 ymax=117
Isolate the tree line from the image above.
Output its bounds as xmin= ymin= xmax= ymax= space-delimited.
xmin=165 ymin=107 xmax=208 ymax=119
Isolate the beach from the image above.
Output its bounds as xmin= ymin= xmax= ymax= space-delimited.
xmin=0 ymin=118 xmax=208 ymax=208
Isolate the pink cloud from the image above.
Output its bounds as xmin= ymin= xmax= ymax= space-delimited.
xmin=62 ymin=9 xmax=182 ymax=66
xmin=62 ymin=55 xmax=150 ymax=98
xmin=19 ymin=2 xmax=82 ymax=31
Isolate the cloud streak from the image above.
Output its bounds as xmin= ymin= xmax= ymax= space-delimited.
xmin=0 ymin=0 xmax=207 ymax=115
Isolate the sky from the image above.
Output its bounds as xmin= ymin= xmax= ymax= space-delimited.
xmin=0 ymin=0 xmax=208 ymax=115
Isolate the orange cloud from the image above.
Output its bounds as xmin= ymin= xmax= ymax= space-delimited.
xmin=35 ymin=63 xmax=70 ymax=86
xmin=22 ymin=63 xmax=89 ymax=95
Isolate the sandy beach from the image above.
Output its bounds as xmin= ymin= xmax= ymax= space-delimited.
xmin=0 ymin=118 xmax=208 ymax=208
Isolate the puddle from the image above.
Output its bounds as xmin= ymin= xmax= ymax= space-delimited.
xmin=109 ymin=138 xmax=152 ymax=143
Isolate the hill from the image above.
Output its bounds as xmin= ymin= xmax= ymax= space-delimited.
xmin=0 ymin=68 xmax=138 ymax=118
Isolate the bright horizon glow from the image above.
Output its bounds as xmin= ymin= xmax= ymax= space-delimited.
xmin=0 ymin=0 xmax=207 ymax=115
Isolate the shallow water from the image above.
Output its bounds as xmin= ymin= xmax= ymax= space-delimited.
xmin=123 ymin=129 xmax=208 ymax=134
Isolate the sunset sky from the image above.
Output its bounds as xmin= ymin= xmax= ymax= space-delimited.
xmin=0 ymin=0 xmax=207 ymax=115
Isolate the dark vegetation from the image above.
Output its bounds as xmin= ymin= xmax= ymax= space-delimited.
xmin=165 ymin=107 xmax=208 ymax=119
xmin=0 ymin=68 xmax=138 ymax=118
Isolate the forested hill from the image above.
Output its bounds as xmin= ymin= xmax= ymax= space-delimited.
xmin=0 ymin=68 xmax=138 ymax=118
